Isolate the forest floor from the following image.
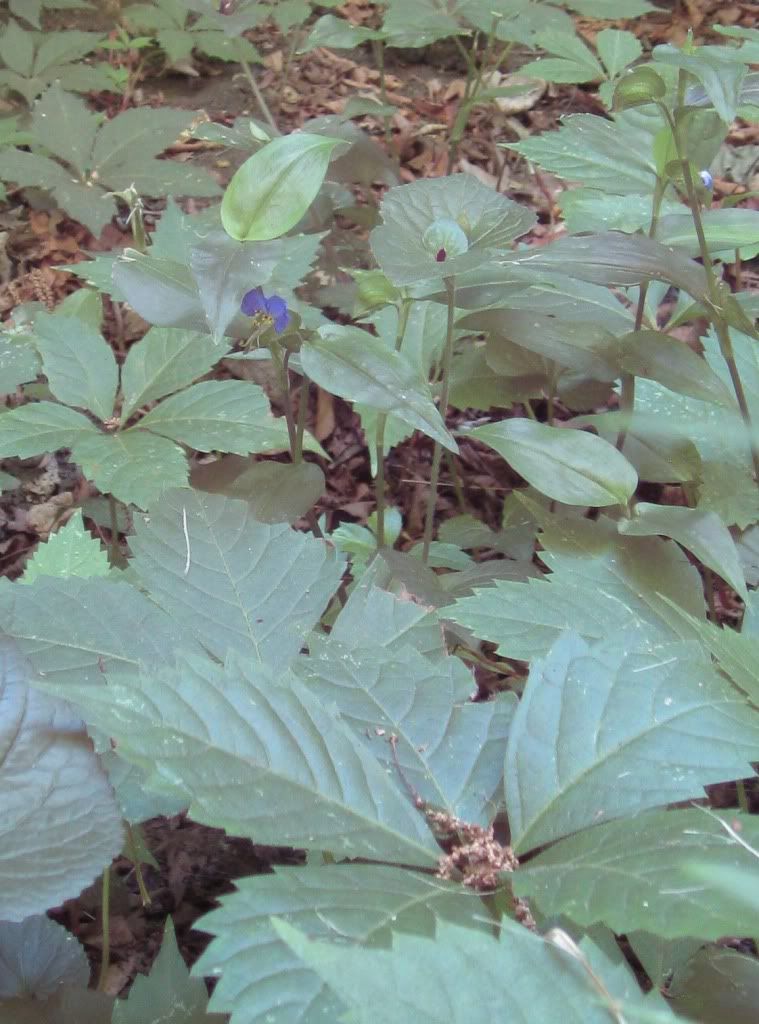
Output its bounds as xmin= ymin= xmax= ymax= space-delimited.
xmin=2 ymin=0 xmax=757 ymax=995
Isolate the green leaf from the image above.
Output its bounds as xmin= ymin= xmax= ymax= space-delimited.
xmin=515 ymin=807 xmax=759 ymax=941
xmin=521 ymin=28 xmax=604 ymax=84
xmin=0 ymin=401 xmax=99 ymax=458
xmin=371 ymin=174 xmax=536 ymax=285
xmin=657 ymin=208 xmax=759 ymax=256
xmin=298 ymin=638 xmax=515 ymax=824
xmin=0 ymin=19 xmax=34 ymax=76
xmin=668 ymin=946 xmax=759 ymax=1024
xmin=596 ymin=28 xmax=642 ymax=79
xmin=113 ymin=918 xmax=224 ymax=1024
xmin=30 ymin=83 xmax=99 ymax=178
xmin=505 ymin=632 xmax=759 ymax=854
xmin=138 ymin=379 xmax=293 ymax=455
xmin=129 ymin=488 xmax=345 ymax=672
xmin=21 ymin=510 xmax=109 ymax=584
xmin=572 ymin=412 xmax=700 ymax=483
xmin=666 ymin=605 xmax=759 ymax=706
xmin=194 ymin=864 xmax=490 ymax=1024
xmin=120 ymin=327 xmax=227 ymax=424
xmin=72 ymin=429 xmax=188 ymax=508
xmin=0 ymin=637 xmax=124 ymax=921
xmin=302 ymin=326 xmax=457 ymax=452
xmin=275 ymin=917 xmax=670 ymax=1024
xmin=501 ymin=231 xmax=710 ymax=302
xmin=654 ymin=43 xmax=746 ymax=123
xmin=33 ymin=311 xmax=117 ymax=419
xmin=189 ymin=231 xmax=282 ymax=342
xmin=66 ymin=650 xmax=440 ymax=864
xmin=91 ymin=107 xmax=193 ymax=184
xmin=620 ymin=329 xmax=734 ymax=405
xmin=113 ymin=250 xmax=207 ymax=332
xmin=300 ymin=14 xmax=382 ymax=50
xmin=0 ymin=915 xmax=89 ymax=997
xmin=0 ymin=574 xmax=191 ymax=686
xmin=448 ymin=513 xmax=705 ymax=661
xmin=191 ymin=458 xmax=325 ymax=524
xmin=222 ymin=132 xmax=343 ymax=241
xmin=0 ymin=147 xmax=71 ymax=191
xmin=32 ymin=29 xmax=102 ymax=77
xmin=619 ymin=502 xmax=747 ymax=601
xmin=504 ymin=114 xmax=657 ymax=194
xmin=466 ymin=419 xmax=637 ymax=506
xmin=0 ymin=333 xmax=40 ymax=392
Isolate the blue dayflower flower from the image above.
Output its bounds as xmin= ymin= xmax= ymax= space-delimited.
xmin=699 ymin=169 xmax=714 ymax=190
xmin=241 ymin=287 xmax=291 ymax=333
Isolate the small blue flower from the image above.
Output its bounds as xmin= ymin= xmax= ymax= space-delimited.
xmin=699 ymin=169 xmax=714 ymax=190
xmin=241 ymin=287 xmax=290 ymax=333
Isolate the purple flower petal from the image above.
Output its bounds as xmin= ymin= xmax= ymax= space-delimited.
xmin=266 ymin=295 xmax=290 ymax=333
xmin=241 ymin=287 xmax=267 ymax=316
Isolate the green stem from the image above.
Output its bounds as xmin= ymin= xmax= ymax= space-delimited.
xmin=375 ymin=298 xmax=413 ymax=550
xmin=295 ymin=377 xmax=308 ymax=465
xmin=373 ymin=39 xmax=392 ymax=149
xmin=125 ymin=822 xmax=152 ymax=908
xmin=664 ymin=98 xmax=759 ymax=481
xmin=616 ymin=179 xmax=666 ymax=452
xmin=97 ymin=866 xmax=111 ymax=992
xmin=524 ymin=400 xmax=538 ymax=421
xmin=737 ymin=779 xmax=750 ymax=812
xmin=108 ymin=495 xmax=120 ymax=565
xmin=279 ymin=349 xmax=299 ymax=460
xmin=445 ymin=451 xmax=467 ymax=511
xmin=422 ymin=278 xmax=456 ymax=563
xmin=238 ymin=50 xmax=279 ymax=135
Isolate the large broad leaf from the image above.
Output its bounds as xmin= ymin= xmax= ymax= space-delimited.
xmin=466 ymin=419 xmax=637 ymax=507
xmin=449 ymin=512 xmax=704 ymax=661
xmin=120 ymin=327 xmax=228 ymax=424
xmin=504 ymin=632 xmax=759 ymax=854
xmin=501 ymin=231 xmax=710 ymax=302
xmin=515 ymin=807 xmax=759 ymax=941
xmin=298 ymin=638 xmax=515 ymax=824
xmin=302 ymin=326 xmax=457 ymax=451
xmin=0 ymin=574 xmax=190 ymax=686
xmin=21 ymin=510 xmax=109 ymax=584
xmin=138 ymin=379 xmax=293 ymax=455
xmin=0 ymin=637 xmax=123 ymax=921
xmin=0 ymin=333 xmax=39 ymax=393
xmin=191 ymin=458 xmax=325 ymax=524
xmin=30 ymin=83 xmax=100 ymax=178
xmin=64 ymin=651 xmax=440 ymax=864
xmin=129 ymin=488 xmax=345 ymax=672
xmin=113 ymin=919 xmax=225 ymax=1024
xmin=33 ymin=311 xmax=117 ymax=420
xmin=194 ymin=865 xmax=484 ymax=1024
xmin=71 ymin=429 xmax=189 ymax=508
xmin=276 ymin=918 xmax=675 ymax=1024
xmin=504 ymin=114 xmax=657 ymax=194
xmin=0 ymin=401 xmax=99 ymax=458
xmin=668 ymin=945 xmax=759 ymax=1024
xmin=619 ymin=502 xmax=748 ymax=601
xmin=113 ymin=251 xmax=207 ymax=332
xmin=92 ymin=107 xmax=202 ymax=188
xmin=371 ymin=174 xmax=536 ymax=285
xmin=619 ymin=328 xmax=734 ymax=405
xmin=666 ymin=605 xmax=759 ymax=706
xmin=222 ymin=133 xmax=343 ymax=241
xmin=654 ymin=43 xmax=746 ymax=123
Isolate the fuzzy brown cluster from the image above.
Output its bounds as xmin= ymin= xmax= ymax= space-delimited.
xmin=431 ymin=812 xmax=518 ymax=891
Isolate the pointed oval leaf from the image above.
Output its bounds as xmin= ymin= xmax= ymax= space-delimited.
xmin=33 ymin=311 xmax=118 ymax=419
xmin=466 ymin=419 xmax=637 ymax=506
xmin=71 ymin=429 xmax=188 ymax=508
xmin=0 ymin=402 xmax=99 ymax=459
xmin=222 ymin=132 xmax=343 ymax=241
xmin=619 ymin=329 xmax=733 ymax=405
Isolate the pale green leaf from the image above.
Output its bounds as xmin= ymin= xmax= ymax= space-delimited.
xmin=505 ymin=632 xmax=759 ymax=854
xmin=0 ymin=333 xmax=40 ymax=392
xmin=64 ymin=651 xmax=440 ymax=864
xmin=91 ymin=107 xmax=194 ymax=184
xmin=516 ymin=807 xmax=759 ymax=941
xmin=0 ymin=638 xmax=123 ymax=921
xmin=129 ymin=488 xmax=345 ymax=672
xmin=30 ymin=83 xmax=99 ymax=177
xmin=0 ymin=401 xmax=99 ymax=458
xmin=120 ymin=327 xmax=227 ymax=424
xmin=0 ymin=147 xmax=70 ymax=191
xmin=574 ymin=411 xmax=702 ymax=484
xmin=33 ymin=311 xmax=117 ymax=419
xmin=194 ymin=865 xmax=489 ymax=1024
xmin=138 ymin=379 xmax=293 ymax=455
xmin=0 ymin=19 xmax=33 ymax=76
xmin=619 ymin=502 xmax=747 ymax=600
xmin=113 ymin=250 xmax=207 ymax=332
xmin=596 ymin=28 xmax=642 ymax=79
xmin=71 ymin=429 xmax=188 ymax=508
xmin=21 ymin=510 xmax=108 ymax=584
xmin=371 ymin=174 xmax=536 ymax=285
xmin=0 ymin=915 xmax=89 ymax=997
xmin=620 ymin=329 xmax=734 ymax=405
xmin=668 ymin=946 xmax=759 ymax=1024
xmin=191 ymin=458 xmax=325 ymax=524
xmin=222 ymin=133 xmax=343 ymax=241
xmin=113 ymin=918 xmax=224 ymax=1024
xmin=298 ymin=638 xmax=515 ymax=823
xmin=466 ymin=419 xmax=637 ymax=506
xmin=654 ymin=44 xmax=746 ymax=123
xmin=449 ymin=513 xmax=705 ymax=661
xmin=302 ymin=326 xmax=457 ymax=452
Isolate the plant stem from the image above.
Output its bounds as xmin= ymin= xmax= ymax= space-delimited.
xmin=97 ymin=866 xmax=111 ymax=992
xmin=737 ymin=779 xmax=750 ymax=812
xmin=108 ymin=495 xmax=120 ymax=565
xmin=422 ymin=277 xmax=456 ymax=563
xmin=445 ymin=451 xmax=467 ymax=511
xmin=664 ymin=98 xmax=759 ymax=480
xmin=125 ymin=822 xmax=152 ymax=908
xmin=616 ymin=179 xmax=666 ymax=452
xmin=295 ymin=377 xmax=308 ymax=465
xmin=278 ymin=349 xmax=299 ymax=459
xmin=374 ymin=298 xmax=412 ymax=549
xmin=238 ymin=49 xmax=279 ymax=135
xmin=373 ymin=39 xmax=392 ymax=149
